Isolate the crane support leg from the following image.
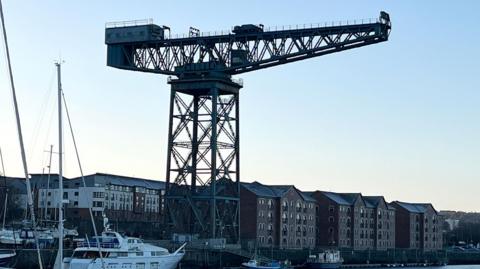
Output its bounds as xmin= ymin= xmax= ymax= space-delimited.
xmin=165 ymin=76 xmax=241 ymax=243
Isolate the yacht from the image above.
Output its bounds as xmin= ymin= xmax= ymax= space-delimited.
xmin=305 ymin=250 xmax=343 ymax=269
xmin=63 ymin=219 xmax=186 ymax=269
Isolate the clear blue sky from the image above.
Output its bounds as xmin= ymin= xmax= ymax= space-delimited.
xmin=0 ymin=1 xmax=479 ymax=211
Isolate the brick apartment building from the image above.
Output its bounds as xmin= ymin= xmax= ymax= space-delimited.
xmin=390 ymin=201 xmax=443 ymax=250
xmin=312 ymin=191 xmax=395 ymax=251
xmin=3 ymin=174 xmax=445 ymax=250
xmin=364 ymin=196 xmax=396 ymax=250
xmin=240 ymin=181 xmax=316 ymax=249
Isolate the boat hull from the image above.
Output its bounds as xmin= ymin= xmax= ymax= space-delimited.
xmin=0 ymin=251 xmax=16 ymax=268
xmin=64 ymin=253 xmax=184 ymax=269
xmin=306 ymin=262 xmax=342 ymax=269
xmin=241 ymin=262 xmax=281 ymax=269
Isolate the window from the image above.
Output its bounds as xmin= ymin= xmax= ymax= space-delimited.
xmin=92 ymin=201 xmax=103 ymax=208
xmin=74 ymin=201 xmax=78 ymax=206
xmin=63 ymin=192 xmax=68 ymax=199
xmin=74 ymin=192 xmax=79 ymax=197
xmin=329 ymin=205 xmax=335 ymax=213
xmin=93 ymin=192 xmax=104 ymax=199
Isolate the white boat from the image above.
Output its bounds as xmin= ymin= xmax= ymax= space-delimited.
xmin=0 ymin=249 xmax=15 ymax=268
xmin=19 ymin=228 xmax=55 ymax=247
xmin=0 ymin=229 xmax=22 ymax=245
xmin=63 ymin=218 xmax=186 ymax=269
xmin=51 ymin=227 xmax=79 ymax=238
xmin=242 ymin=259 xmax=281 ymax=269
xmin=305 ymin=250 xmax=343 ymax=269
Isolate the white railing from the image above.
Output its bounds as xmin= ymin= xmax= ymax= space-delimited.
xmin=262 ymin=17 xmax=380 ymax=32
xmin=166 ymin=17 xmax=380 ymax=39
xmin=105 ymin=18 xmax=153 ymax=29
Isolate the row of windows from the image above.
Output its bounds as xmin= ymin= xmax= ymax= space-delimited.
xmin=258 ymin=211 xmax=314 ymax=222
xmin=259 ymin=199 xmax=314 ymax=210
xmin=93 ymin=192 xmax=105 ymax=198
xmin=108 ymin=185 xmax=159 ymax=195
xmin=339 ymin=239 xmax=394 ymax=248
xmin=281 ymin=237 xmax=315 ymax=246
xmin=334 ymin=205 xmax=395 ymax=218
xmin=108 ymin=185 xmax=133 ymax=192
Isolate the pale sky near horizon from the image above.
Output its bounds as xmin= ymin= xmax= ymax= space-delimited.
xmin=0 ymin=1 xmax=479 ymax=211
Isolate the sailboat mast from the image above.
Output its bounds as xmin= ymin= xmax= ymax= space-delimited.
xmin=56 ymin=62 xmax=64 ymax=269
xmin=0 ymin=1 xmax=44 ymax=267
xmin=44 ymin=145 xmax=53 ymax=222
xmin=0 ymin=147 xmax=7 ymax=230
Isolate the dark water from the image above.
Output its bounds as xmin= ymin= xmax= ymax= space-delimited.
xmin=374 ymin=267 xmax=480 ymax=269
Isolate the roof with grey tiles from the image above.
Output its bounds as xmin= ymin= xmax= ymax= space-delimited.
xmin=391 ymin=201 xmax=436 ymax=214
xmin=320 ymin=191 xmax=352 ymax=205
xmin=241 ymin=182 xmax=316 ymax=202
xmin=363 ymin=196 xmax=385 ymax=208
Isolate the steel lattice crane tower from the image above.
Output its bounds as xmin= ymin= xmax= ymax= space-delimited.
xmin=104 ymin=12 xmax=391 ymax=243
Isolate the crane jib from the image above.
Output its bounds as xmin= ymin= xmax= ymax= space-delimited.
xmin=105 ymin=12 xmax=391 ymax=77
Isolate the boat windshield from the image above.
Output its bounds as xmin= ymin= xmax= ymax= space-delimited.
xmin=73 ymin=251 xmax=109 ymax=259
xmin=79 ymin=236 xmax=120 ymax=248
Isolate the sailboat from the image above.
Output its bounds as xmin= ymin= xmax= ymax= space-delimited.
xmin=0 ymin=0 xmax=44 ymax=267
xmin=0 ymin=149 xmax=22 ymax=247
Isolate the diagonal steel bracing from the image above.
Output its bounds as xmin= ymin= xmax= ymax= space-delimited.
xmin=165 ymin=77 xmax=241 ymax=242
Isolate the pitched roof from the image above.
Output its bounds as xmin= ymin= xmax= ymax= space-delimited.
xmin=321 ymin=191 xmax=352 ymax=206
xmin=241 ymin=181 xmax=277 ymax=197
xmin=363 ymin=196 xmax=385 ymax=208
xmin=392 ymin=201 xmax=436 ymax=214
xmin=299 ymin=191 xmax=316 ymax=202
xmin=81 ymin=173 xmax=165 ymax=190
xmin=341 ymin=193 xmax=363 ymax=204
xmin=241 ymin=182 xmax=316 ymax=202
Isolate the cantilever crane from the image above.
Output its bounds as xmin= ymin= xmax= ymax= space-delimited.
xmin=105 ymin=11 xmax=391 ymax=243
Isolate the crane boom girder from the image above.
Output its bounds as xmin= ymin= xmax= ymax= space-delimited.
xmin=106 ymin=12 xmax=391 ymax=76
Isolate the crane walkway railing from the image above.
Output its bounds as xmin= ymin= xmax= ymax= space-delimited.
xmin=166 ymin=17 xmax=380 ymax=39
xmin=105 ymin=19 xmax=153 ymax=29
xmin=106 ymin=17 xmax=381 ymax=39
